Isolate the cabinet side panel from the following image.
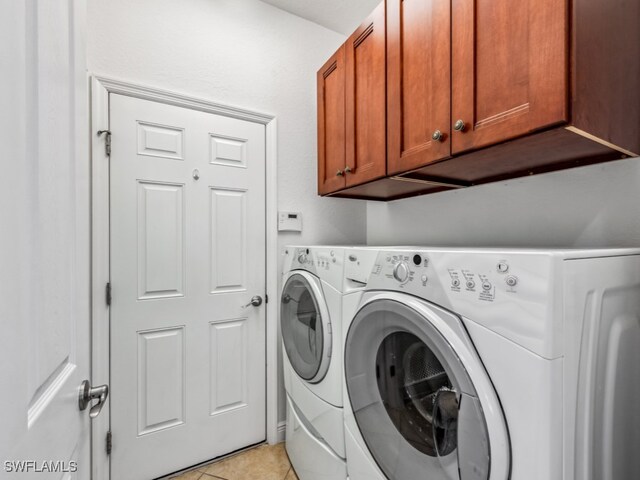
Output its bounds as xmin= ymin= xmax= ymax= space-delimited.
xmin=572 ymin=0 xmax=640 ymax=155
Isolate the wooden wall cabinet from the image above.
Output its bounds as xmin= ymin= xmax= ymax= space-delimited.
xmin=386 ymin=0 xmax=451 ymax=175
xmin=345 ymin=3 xmax=387 ymax=188
xmin=317 ymin=46 xmax=346 ymax=195
xmin=317 ymin=3 xmax=386 ymax=195
xmin=451 ymin=0 xmax=568 ymax=155
xmin=318 ymin=0 xmax=639 ymax=201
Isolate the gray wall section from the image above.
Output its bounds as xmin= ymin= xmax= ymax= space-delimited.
xmin=367 ymin=158 xmax=640 ymax=248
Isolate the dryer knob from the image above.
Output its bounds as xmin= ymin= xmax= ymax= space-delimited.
xmin=393 ymin=262 xmax=410 ymax=283
xmin=297 ymin=253 xmax=307 ymax=264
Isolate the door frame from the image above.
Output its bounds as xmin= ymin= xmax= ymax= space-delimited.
xmin=90 ymin=76 xmax=280 ymax=480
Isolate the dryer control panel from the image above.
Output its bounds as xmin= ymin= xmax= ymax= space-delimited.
xmin=282 ymin=246 xmax=345 ymax=292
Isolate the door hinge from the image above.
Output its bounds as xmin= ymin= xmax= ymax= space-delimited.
xmin=98 ymin=129 xmax=111 ymax=156
xmin=106 ymin=431 xmax=112 ymax=455
xmin=106 ymin=282 xmax=112 ymax=306
xmin=265 ymin=294 xmax=269 ymax=304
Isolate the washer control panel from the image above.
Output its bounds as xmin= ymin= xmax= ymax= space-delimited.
xmin=379 ymin=253 xmax=423 ymax=288
xmin=366 ymin=248 xmax=556 ymax=359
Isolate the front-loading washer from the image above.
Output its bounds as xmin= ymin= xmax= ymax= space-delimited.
xmin=281 ymin=246 xmax=350 ymax=480
xmin=342 ymin=247 xmax=640 ymax=480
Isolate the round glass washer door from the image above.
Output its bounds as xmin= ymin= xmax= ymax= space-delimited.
xmin=345 ymin=295 xmax=510 ymax=480
xmin=281 ymin=271 xmax=332 ymax=383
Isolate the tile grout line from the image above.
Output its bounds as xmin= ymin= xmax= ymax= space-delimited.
xmin=201 ymin=473 xmax=228 ymax=480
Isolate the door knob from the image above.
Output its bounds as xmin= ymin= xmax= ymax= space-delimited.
xmin=78 ymin=380 xmax=109 ymax=419
xmin=243 ymin=295 xmax=263 ymax=308
xmin=336 ymin=170 xmax=344 ymax=177
xmin=344 ymin=166 xmax=353 ymax=174
xmin=432 ymin=130 xmax=444 ymax=142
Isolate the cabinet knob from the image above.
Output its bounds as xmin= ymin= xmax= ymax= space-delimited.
xmin=432 ymin=130 xmax=444 ymax=142
xmin=336 ymin=169 xmax=344 ymax=177
xmin=345 ymin=166 xmax=353 ymax=174
xmin=454 ymin=120 xmax=466 ymax=132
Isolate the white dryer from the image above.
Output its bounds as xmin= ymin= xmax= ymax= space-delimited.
xmin=281 ymin=246 xmax=350 ymax=480
xmin=342 ymin=247 xmax=640 ymax=480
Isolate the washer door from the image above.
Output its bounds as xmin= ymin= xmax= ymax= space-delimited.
xmin=345 ymin=293 xmax=510 ymax=480
xmin=281 ymin=271 xmax=332 ymax=383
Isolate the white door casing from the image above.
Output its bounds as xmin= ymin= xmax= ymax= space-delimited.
xmin=109 ymin=94 xmax=267 ymax=479
xmin=0 ymin=0 xmax=92 ymax=478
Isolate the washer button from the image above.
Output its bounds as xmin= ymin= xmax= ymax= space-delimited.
xmin=506 ymin=275 xmax=518 ymax=287
xmin=452 ymin=279 xmax=460 ymax=288
xmin=466 ymin=280 xmax=476 ymax=289
xmin=421 ymin=275 xmax=428 ymax=283
xmin=482 ymin=281 xmax=492 ymax=291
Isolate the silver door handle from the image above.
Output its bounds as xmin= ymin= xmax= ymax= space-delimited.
xmin=243 ymin=295 xmax=263 ymax=308
xmin=78 ymin=380 xmax=109 ymax=419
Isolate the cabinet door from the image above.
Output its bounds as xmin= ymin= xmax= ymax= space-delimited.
xmin=345 ymin=2 xmax=387 ymax=187
xmin=387 ymin=0 xmax=451 ymax=175
xmin=451 ymin=0 xmax=568 ymax=154
xmin=317 ymin=46 xmax=346 ymax=195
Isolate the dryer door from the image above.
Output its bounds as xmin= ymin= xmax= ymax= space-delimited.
xmin=345 ymin=293 xmax=510 ymax=480
xmin=281 ymin=271 xmax=332 ymax=383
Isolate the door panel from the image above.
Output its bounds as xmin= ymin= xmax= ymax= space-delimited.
xmin=209 ymin=187 xmax=247 ymax=292
xmin=317 ymin=46 xmax=347 ymax=194
xmin=345 ymin=298 xmax=506 ymax=480
xmin=0 ymin=0 xmax=91 ymax=477
xmin=387 ymin=0 xmax=451 ymax=174
xmin=110 ymin=94 xmax=266 ymax=480
xmin=345 ymin=2 xmax=387 ymax=187
xmin=209 ymin=319 xmax=249 ymax=415
xmin=280 ymin=273 xmax=332 ymax=383
xmin=137 ymin=181 xmax=185 ymax=299
xmin=451 ymin=0 xmax=568 ymax=154
xmin=137 ymin=327 xmax=185 ymax=435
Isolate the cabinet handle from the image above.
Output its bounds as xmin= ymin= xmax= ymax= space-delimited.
xmin=454 ymin=120 xmax=466 ymax=132
xmin=432 ymin=130 xmax=444 ymax=142
xmin=345 ymin=166 xmax=353 ymax=174
xmin=336 ymin=170 xmax=344 ymax=176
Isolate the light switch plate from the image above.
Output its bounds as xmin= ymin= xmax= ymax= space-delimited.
xmin=278 ymin=211 xmax=302 ymax=232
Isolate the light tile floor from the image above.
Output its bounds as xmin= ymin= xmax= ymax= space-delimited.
xmin=169 ymin=444 xmax=299 ymax=480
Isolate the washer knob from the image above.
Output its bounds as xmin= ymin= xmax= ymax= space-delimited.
xmin=297 ymin=253 xmax=307 ymax=264
xmin=393 ymin=262 xmax=410 ymax=283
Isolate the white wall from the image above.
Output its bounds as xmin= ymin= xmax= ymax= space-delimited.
xmin=367 ymin=157 xmax=640 ymax=248
xmin=87 ymin=0 xmax=366 ymax=428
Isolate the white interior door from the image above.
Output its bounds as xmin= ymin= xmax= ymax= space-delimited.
xmin=109 ymin=94 xmax=267 ymax=479
xmin=0 ymin=0 xmax=92 ymax=478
